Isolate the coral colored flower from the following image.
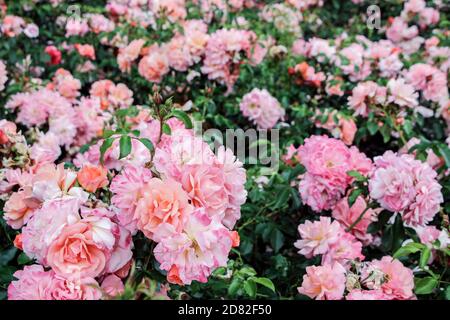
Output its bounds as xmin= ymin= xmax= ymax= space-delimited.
xmin=77 ymin=164 xmax=108 ymax=193
xmin=134 ymin=178 xmax=193 ymax=240
xmin=75 ymin=44 xmax=96 ymax=60
xmin=138 ymin=45 xmax=169 ymax=83
xmin=46 ymin=221 xmax=108 ymax=279
xmin=298 ymin=262 xmax=346 ymax=300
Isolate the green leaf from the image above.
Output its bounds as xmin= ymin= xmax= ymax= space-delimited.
xmin=348 ymin=188 xmax=362 ymax=207
xmin=393 ymin=242 xmax=425 ymax=259
xmin=99 ymin=137 xmax=114 ymax=164
xmin=118 ymin=135 xmax=132 ymax=159
xmin=171 ymin=109 xmax=193 ymax=129
xmin=243 ymin=279 xmax=257 ymax=298
xmin=445 ymin=286 xmax=450 ymax=300
xmin=270 ymin=228 xmax=284 ymax=253
xmin=0 ymin=247 xmax=17 ymax=266
xmin=347 ymin=170 xmax=367 ymax=182
xmin=437 ymin=144 xmax=450 ymax=168
xmin=419 ymin=247 xmax=431 ymax=268
xmin=414 ymin=277 xmax=438 ymax=295
xmin=228 ymin=279 xmax=241 ymax=296
xmin=162 ymin=123 xmax=172 ymax=135
xmin=17 ymin=252 xmax=32 ymax=265
xmin=139 ymin=138 xmax=154 ymax=153
xmin=367 ymin=122 xmax=378 ymax=135
xmin=273 ymin=187 xmax=291 ymax=209
xmin=251 ymin=277 xmax=275 ymax=292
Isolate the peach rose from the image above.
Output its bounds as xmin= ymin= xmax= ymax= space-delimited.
xmin=46 ymin=221 xmax=107 ymax=279
xmin=75 ymin=44 xmax=96 ymax=60
xmin=134 ymin=178 xmax=193 ymax=240
xmin=138 ymin=46 xmax=169 ymax=83
xmin=3 ymin=188 xmax=39 ymax=229
xmin=77 ymin=164 xmax=108 ymax=193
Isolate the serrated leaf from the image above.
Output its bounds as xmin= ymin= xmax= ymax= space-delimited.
xmin=437 ymin=144 xmax=450 ymax=168
xmin=119 ymin=135 xmax=132 ymax=159
xmin=270 ymin=228 xmax=284 ymax=253
xmin=367 ymin=122 xmax=378 ymax=135
xmin=171 ymin=109 xmax=193 ymax=129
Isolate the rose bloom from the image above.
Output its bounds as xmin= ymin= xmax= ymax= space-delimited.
xmin=0 ymin=60 xmax=7 ymax=91
xmin=294 ymin=217 xmax=341 ymax=258
xmin=46 ymin=221 xmax=108 ymax=279
xmin=8 ymin=265 xmax=101 ymax=300
xmin=134 ymin=178 xmax=193 ymax=240
xmin=101 ymin=274 xmax=125 ymax=298
xmin=77 ymin=164 xmax=108 ymax=193
xmin=180 ymin=164 xmax=228 ymax=218
xmin=138 ymin=45 xmax=169 ymax=83
xmin=387 ymin=78 xmax=419 ymax=108
xmin=153 ymin=209 xmax=235 ymax=285
xmin=239 ymin=88 xmax=285 ymax=129
xmin=117 ymin=39 xmax=145 ymax=73
xmin=348 ymin=81 xmax=387 ymax=117
xmin=361 ymin=256 xmax=415 ymax=300
xmin=346 ymin=289 xmax=390 ymax=300
xmin=332 ymin=196 xmax=377 ymax=244
xmin=110 ymin=165 xmax=153 ymax=233
xmin=75 ymin=44 xmax=96 ymax=60
xmin=45 ymin=46 xmax=62 ymax=65
xmin=3 ymin=187 xmax=38 ymax=229
xmin=298 ymin=262 xmax=346 ymax=300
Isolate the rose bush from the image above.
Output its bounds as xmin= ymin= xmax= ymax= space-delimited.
xmin=0 ymin=0 xmax=449 ymax=300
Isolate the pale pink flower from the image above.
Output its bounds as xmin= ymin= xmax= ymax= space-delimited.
xmin=117 ymin=39 xmax=145 ymax=73
xmin=361 ymin=256 xmax=415 ymax=300
xmin=7 ymin=265 xmax=55 ymax=300
xmin=50 ymin=68 xmax=81 ymax=100
xmin=30 ymin=132 xmax=62 ymax=165
xmin=387 ymin=78 xmax=419 ymax=108
xmin=1 ymin=15 xmax=25 ymax=37
xmin=297 ymin=135 xmax=372 ymax=212
xmin=22 ymin=198 xmax=81 ymax=263
xmin=153 ymin=209 xmax=234 ymax=285
xmin=3 ymin=188 xmax=38 ymax=229
xmin=298 ymin=262 xmax=346 ymax=300
xmin=110 ymin=165 xmax=153 ymax=233
xmin=294 ymin=217 xmax=341 ymax=258
xmin=386 ymin=17 xmax=418 ymax=43
xmin=239 ymin=88 xmax=285 ymax=129
xmin=101 ymin=274 xmax=125 ymax=297
xmin=405 ymin=63 xmax=448 ymax=103
xmin=8 ymin=265 xmax=101 ymax=300
xmin=0 ymin=60 xmax=7 ymax=91
xmin=332 ymin=196 xmax=377 ymax=245
xmin=369 ymin=151 xmax=443 ymax=226
xmin=65 ymin=18 xmax=89 ymax=37
xmin=322 ymin=232 xmax=364 ymax=266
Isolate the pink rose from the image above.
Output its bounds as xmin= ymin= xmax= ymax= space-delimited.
xmin=46 ymin=221 xmax=108 ymax=279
